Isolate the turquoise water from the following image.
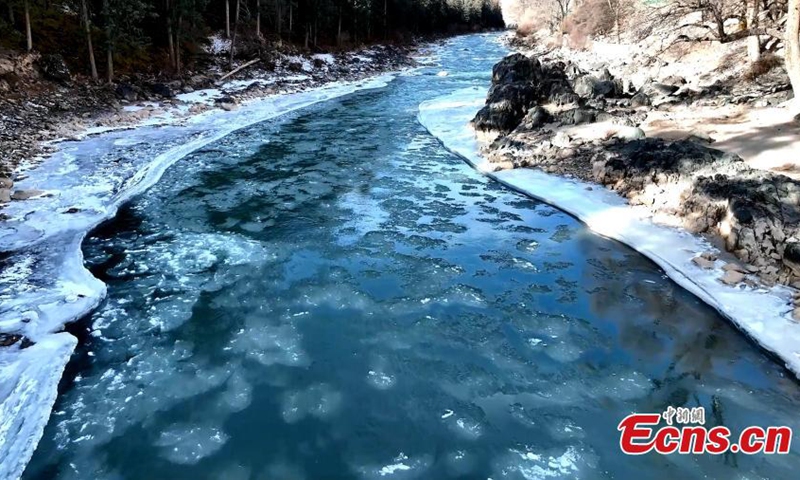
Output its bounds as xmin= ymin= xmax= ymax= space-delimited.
xmin=24 ymin=34 xmax=800 ymax=479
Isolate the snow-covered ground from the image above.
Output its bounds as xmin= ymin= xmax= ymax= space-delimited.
xmin=418 ymin=87 xmax=800 ymax=378
xmin=0 ymin=73 xmax=397 ymax=480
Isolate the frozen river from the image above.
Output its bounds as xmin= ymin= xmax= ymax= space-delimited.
xmin=11 ymin=33 xmax=800 ymax=479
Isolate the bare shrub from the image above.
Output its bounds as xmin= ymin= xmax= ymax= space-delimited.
xmin=562 ymin=0 xmax=615 ymax=48
xmin=744 ymin=53 xmax=783 ymax=80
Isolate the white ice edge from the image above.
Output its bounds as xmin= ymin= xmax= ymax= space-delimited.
xmin=0 ymin=73 xmax=396 ymax=480
xmin=418 ymin=86 xmax=800 ymax=378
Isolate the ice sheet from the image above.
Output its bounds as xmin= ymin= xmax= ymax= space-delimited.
xmin=418 ymin=87 xmax=800 ymax=378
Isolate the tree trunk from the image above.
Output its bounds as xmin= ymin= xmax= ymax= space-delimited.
xmin=747 ymin=0 xmax=761 ymax=62
xmin=176 ymin=12 xmax=182 ymax=73
xmin=787 ymin=0 xmax=800 ymax=111
xmin=81 ymin=0 xmax=98 ymax=80
xmin=383 ymin=0 xmax=387 ymax=39
xmin=104 ymin=0 xmax=113 ymax=82
xmin=337 ymin=7 xmax=342 ymax=47
xmin=256 ymin=0 xmax=261 ymax=38
xmin=106 ymin=45 xmax=114 ymax=82
xmin=167 ymin=0 xmax=175 ymax=67
xmin=225 ymin=0 xmax=230 ymax=38
xmin=277 ymin=1 xmax=282 ymax=37
xmin=7 ymin=3 xmax=14 ymax=24
xmin=229 ymin=0 xmax=240 ymax=68
xmin=289 ymin=2 xmax=293 ymax=34
xmin=24 ymin=0 xmax=32 ymax=51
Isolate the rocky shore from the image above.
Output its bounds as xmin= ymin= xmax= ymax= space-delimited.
xmin=0 ymin=41 xmax=419 ymax=211
xmin=471 ymin=49 xmax=800 ymax=309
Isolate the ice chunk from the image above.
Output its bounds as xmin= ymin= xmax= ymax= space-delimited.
xmin=155 ymin=423 xmax=229 ymax=465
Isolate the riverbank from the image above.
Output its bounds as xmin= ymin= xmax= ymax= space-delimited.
xmin=0 ymin=39 xmax=422 ymax=207
xmin=419 ymin=87 xmax=800 ymax=379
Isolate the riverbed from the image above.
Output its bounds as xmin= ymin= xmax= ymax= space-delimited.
xmin=10 ymin=33 xmax=800 ymax=479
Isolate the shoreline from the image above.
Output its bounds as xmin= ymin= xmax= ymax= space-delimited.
xmin=418 ymin=87 xmax=800 ymax=379
xmin=1 ymin=40 xmax=424 ymax=187
xmin=0 ymin=60 xmax=410 ymax=480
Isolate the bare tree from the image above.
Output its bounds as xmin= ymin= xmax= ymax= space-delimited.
xmin=80 ymin=0 xmax=98 ymax=80
xmin=788 ymin=0 xmax=800 ymax=103
xmin=23 ymin=0 xmax=31 ymax=51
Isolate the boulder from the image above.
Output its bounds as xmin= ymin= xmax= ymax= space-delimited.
xmin=215 ymin=96 xmax=238 ymax=111
xmin=692 ymin=256 xmax=715 ymax=269
xmin=720 ymin=270 xmax=746 ymax=285
xmin=149 ymin=83 xmax=174 ymax=98
xmin=491 ymin=53 xmax=540 ymax=84
xmin=115 ymin=83 xmax=138 ymax=102
xmin=613 ymin=127 xmax=646 ymax=141
xmin=573 ymin=74 xmax=615 ymax=98
xmin=472 ymin=83 xmax=539 ymax=133
xmin=521 ymin=106 xmax=552 ymax=130
xmin=10 ymin=189 xmax=44 ymax=200
xmin=647 ymin=82 xmax=679 ymax=96
xmin=631 ymin=92 xmax=651 ymax=108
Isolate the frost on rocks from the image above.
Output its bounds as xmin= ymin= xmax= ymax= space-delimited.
xmin=418 ymin=87 xmax=800 ymax=379
xmin=0 ymin=74 xmax=397 ymax=480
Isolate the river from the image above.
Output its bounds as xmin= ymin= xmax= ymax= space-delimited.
xmin=20 ymin=33 xmax=800 ymax=479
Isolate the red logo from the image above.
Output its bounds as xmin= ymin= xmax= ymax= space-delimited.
xmin=618 ymin=408 xmax=792 ymax=455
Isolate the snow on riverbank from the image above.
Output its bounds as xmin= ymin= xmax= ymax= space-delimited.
xmin=418 ymin=87 xmax=800 ymax=378
xmin=0 ymin=73 xmax=396 ymax=480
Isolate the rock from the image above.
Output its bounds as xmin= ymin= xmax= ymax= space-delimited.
xmin=573 ymin=75 xmax=615 ymax=98
xmin=10 ymin=189 xmax=44 ymax=200
xmin=631 ymin=92 xmax=651 ymax=108
xmin=0 ymin=188 xmax=10 ymax=203
xmin=552 ymin=131 xmax=572 ymax=148
xmin=793 ymin=306 xmax=800 ymax=322
xmin=0 ymin=177 xmax=11 ymax=189
xmin=38 ymin=54 xmax=71 ymax=84
xmin=557 ymin=107 xmax=597 ymax=125
xmin=215 ymin=96 xmax=238 ymax=111
xmin=660 ymin=75 xmax=686 ymax=86
xmin=491 ymin=53 xmax=540 ymax=84
xmin=685 ymin=130 xmax=714 ymax=143
xmin=692 ymin=256 xmax=715 ymax=269
xmin=472 ymin=83 xmax=538 ymax=133
xmin=614 ymin=127 xmax=646 ymax=141
xmin=722 ymin=262 xmax=747 ymax=273
xmin=648 ymin=82 xmax=680 ymax=96
xmin=521 ymin=106 xmax=552 ymax=129
xmin=720 ymin=269 xmax=746 ymax=285
xmin=115 ymin=83 xmax=138 ymax=102
xmin=149 ymin=83 xmax=174 ymax=98
xmin=783 ymin=242 xmax=800 ymax=279
xmin=701 ymin=251 xmax=718 ymax=261
xmin=0 ymin=333 xmax=22 ymax=347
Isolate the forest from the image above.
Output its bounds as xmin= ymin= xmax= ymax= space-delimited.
xmin=0 ymin=0 xmax=504 ymax=80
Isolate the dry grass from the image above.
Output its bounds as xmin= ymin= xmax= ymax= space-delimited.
xmin=744 ymin=54 xmax=783 ymax=81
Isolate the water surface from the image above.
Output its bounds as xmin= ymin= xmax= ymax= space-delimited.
xmin=25 ymin=34 xmax=800 ymax=479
